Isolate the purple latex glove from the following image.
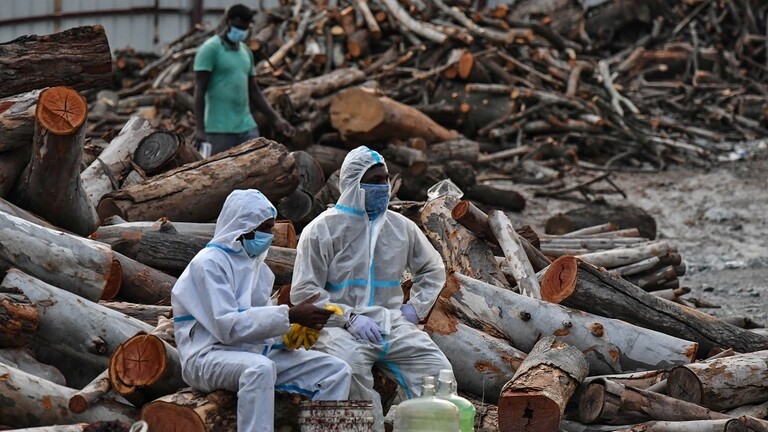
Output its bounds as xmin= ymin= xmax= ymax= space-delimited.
xmin=400 ymin=304 xmax=419 ymax=325
xmin=346 ymin=314 xmax=382 ymax=343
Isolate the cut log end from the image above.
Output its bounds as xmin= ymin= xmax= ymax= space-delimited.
xmin=116 ymin=334 xmax=168 ymax=387
xmin=577 ymin=381 xmax=606 ymax=424
xmin=540 ymin=255 xmax=579 ymax=304
xmin=36 ymin=86 xmax=88 ymax=135
xmin=667 ymin=365 xmax=703 ymax=405
xmin=497 ymin=394 xmax=562 ymax=432
xmin=451 ymin=200 xmax=470 ymax=220
xmin=134 ymin=131 xmax=182 ymax=174
xmin=68 ymin=395 xmax=88 ymax=414
xmin=330 ymin=87 xmax=384 ymax=135
xmin=142 ymin=402 xmax=207 ymax=432
xmin=97 ymin=197 xmax=125 ymax=222
xmin=102 ymin=257 xmax=123 ymax=301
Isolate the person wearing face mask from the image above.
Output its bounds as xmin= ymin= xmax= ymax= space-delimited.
xmin=193 ymin=4 xmax=295 ymax=156
xmin=171 ymin=189 xmax=351 ymax=432
xmin=290 ymin=146 xmax=453 ymax=431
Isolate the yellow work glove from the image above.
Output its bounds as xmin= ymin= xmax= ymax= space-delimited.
xmin=283 ymin=304 xmax=343 ymax=350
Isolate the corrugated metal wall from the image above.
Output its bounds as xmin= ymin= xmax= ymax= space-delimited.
xmin=0 ymin=0 xmax=279 ymax=53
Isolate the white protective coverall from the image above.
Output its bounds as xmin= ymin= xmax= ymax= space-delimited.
xmin=290 ymin=147 xmax=453 ymax=431
xmin=172 ymin=189 xmax=351 ymax=432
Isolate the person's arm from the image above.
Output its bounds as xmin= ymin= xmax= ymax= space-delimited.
xmin=248 ymin=76 xmax=295 ymax=137
xmin=194 ymin=71 xmax=211 ymax=142
xmin=404 ymin=222 xmax=447 ymax=320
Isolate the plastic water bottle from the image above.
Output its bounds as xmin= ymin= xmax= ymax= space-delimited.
xmin=437 ymin=369 xmax=476 ymax=432
xmin=393 ymin=376 xmax=460 ymax=432
xmin=199 ymin=142 xmax=212 ymax=158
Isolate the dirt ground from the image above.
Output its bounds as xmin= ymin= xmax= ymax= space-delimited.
xmin=508 ymin=149 xmax=768 ymax=324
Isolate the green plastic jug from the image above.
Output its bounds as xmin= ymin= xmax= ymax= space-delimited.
xmin=393 ymin=376 xmax=460 ymax=432
xmin=437 ymin=369 xmax=476 ymax=432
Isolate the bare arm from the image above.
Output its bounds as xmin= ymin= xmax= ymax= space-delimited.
xmin=249 ymin=76 xmax=295 ymax=136
xmin=194 ymin=71 xmax=212 ymax=139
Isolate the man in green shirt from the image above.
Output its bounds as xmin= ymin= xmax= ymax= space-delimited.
xmin=194 ymin=4 xmax=295 ymax=155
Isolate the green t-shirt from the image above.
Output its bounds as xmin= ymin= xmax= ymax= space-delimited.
xmin=194 ymin=35 xmax=257 ymax=134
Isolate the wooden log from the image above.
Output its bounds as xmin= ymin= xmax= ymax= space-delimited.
xmin=276 ymin=187 xmax=326 ymax=227
xmin=546 ymin=205 xmax=657 ymax=240
xmin=579 ymin=378 xmax=732 ymax=425
xmin=330 ymin=87 xmax=460 ymax=146
xmin=0 ymin=89 xmax=40 ymax=151
xmin=0 ymin=346 xmax=66 ymax=385
xmin=427 ymin=138 xmax=480 ymax=164
xmin=99 ymin=302 xmax=172 ymax=327
xmin=0 ymin=145 xmax=31 ymax=198
xmin=378 ymin=0 xmax=448 ymax=43
xmin=384 ymin=144 xmax=427 ymax=177
xmin=109 ymin=333 xmax=184 ymax=405
xmin=488 ymin=210 xmax=541 ymax=298
xmin=667 ymin=350 xmax=768 ymax=411
xmin=498 ymin=336 xmax=588 ymax=432
xmin=81 ymin=117 xmax=153 ymax=207
xmin=262 ymin=67 xmax=365 ymax=112
xmin=0 ymin=196 xmax=55 ymax=229
xmin=97 ymin=138 xmax=298 ymax=223
xmin=443 ymin=272 xmax=697 ymax=375
xmin=135 ymin=230 xmax=207 ymax=276
xmin=12 ymin=86 xmax=97 ymax=236
xmin=305 ymin=144 xmax=348 ymax=178
xmin=725 ymin=401 xmax=768 ymax=419
xmin=0 ymin=25 xmax=112 ymax=98
xmin=421 ymin=196 xmax=510 ymax=289
xmin=0 ymin=211 xmax=121 ymax=302
xmin=0 ymin=284 xmax=37 ymax=347
xmin=290 ymin=150 xmax=325 ymax=195
xmin=0 ymin=362 xmax=138 ymax=429
xmin=464 ymin=184 xmax=526 ymax=212
xmin=576 ymin=241 xmax=671 ymax=268
xmin=541 ymin=256 xmax=768 ymax=356
xmin=69 ymin=369 xmax=111 ymax=414
xmin=626 ymin=265 xmax=679 ymax=291
xmin=315 ymin=169 xmax=341 ymax=208
xmin=113 ymin=252 xmax=176 ymax=306
xmin=133 ymin=131 xmax=200 ymax=176
xmin=561 ymin=419 xmax=749 ymax=432
xmin=424 ymin=298 xmax=525 ymax=404
xmin=2 ymin=269 xmax=153 ymax=387
xmin=582 ymin=370 xmax=668 ymax=391
xmin=1 ymin=425 xmax=90 ymax=432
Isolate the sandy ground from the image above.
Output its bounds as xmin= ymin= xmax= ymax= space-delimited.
xmin=507 ymin=152 xmax=768 ymax=324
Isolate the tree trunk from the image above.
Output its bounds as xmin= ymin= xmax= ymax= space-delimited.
xmin=97 ymin=138 xmax=298 ymax=223
xmin=0 ymin=363 xmax=137 ymax=429
xmin=133 ymin=130 xmax=201 ymax=175
xmin=667 ymin=350 xmax=768 ymax=411
xmin=99 ymin=301 xmax=172 ymax=327
xmin=113 ymin=252 xmax=176 ymax=306
xmin=424 ymin=298 xmax=526 ymax=403
xmin=384 ymin=144 xmax=428 ymax=177
xmin=575 ymin=241 xmax=670 ymax=269
xmin=305 ymin=144 xmax=348 ymax=178
xmin=541 ymin=256 xmax=768 ymax=356
xmin=545 ymin=204 xmax=657 ymax=240
xmin=0 ymin=346 xmax=66 ymax=385
xmin=290 ymin=150 xmax=326 ymax=195
xmin=0 ymin=25 xmax=112 ymax=98
xmin=464 ymin=184 xmax=527 ymax=212
xmin=0 ymin=145 xmax=31 ymax=198
xmin=427 ymin=138 xmax=480 ymax=164
xmin=443 ymin=272 xmax=697 ymax=375
xmin=579 ymin=378 xmax=732 ymax=425
xmin=1 ymin=425 xmax=91 ymax=432
xmin=0 ymin=89 xmax=41 ymax=151
xmin=0 ymin=211 xmax=121 ymax=302
xmin=421 ymin=196 xmax=510 ymax=289
xmin=80 ymin=116 xmax=154 ymax=207
xmin=277 ymin=187 xmax=326 ymax=228
xmin=266 ymin=246 xmax=298 ymax=287
xmin=12 ymin=86 xmax=98 ymax=236
xmin=69 ymin=369 xmax=111 ymax=414
xmin=0 ymin=284 xmax=37 ymax=347
xmin=330 ymin=87 xmax=460 ymax=146
xmin=263 ymin=67 xmax=366 ymax=113
xmin=498 ymin=336 xmax=588 ymax=432
xmin=315 ymin=169 xmax=341 ymax=207
xmin=581 ymin=370 xmax=668 ymax=391
xmin=135 ymin=230 xmax=208 ymax=276
xmin=109 ymin=333 xmax=184 ymax=406
xmin=489 ymin=210 xmax=541 ymax=298
xmin=2 ymin=269 xmax=153 ymax=388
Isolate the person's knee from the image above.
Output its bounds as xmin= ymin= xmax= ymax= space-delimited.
xmin=240 ymin=359 xmax=277 ymax=387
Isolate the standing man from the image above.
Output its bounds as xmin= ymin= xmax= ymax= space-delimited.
xmin=194 ymin=4 xmax=295 ymax=155
xmin=172 ymin=189 xmax=351 ymax=432
xmin=290 ymin=146 xmax=453 ymax=431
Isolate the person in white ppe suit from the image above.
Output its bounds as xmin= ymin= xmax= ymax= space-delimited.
xmin=172 ymin=189 xmax=351 ymax=432
xmin=290 ymin=146 xmax=453 ymax=431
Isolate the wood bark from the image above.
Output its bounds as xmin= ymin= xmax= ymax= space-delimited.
xmin=384 ymin=144 xmax=428 ymax=176
xmin=576 ymin=241 xmax=670 ymax=269
xmin=0 ymin=362 xmax=138 ymax=429
xmin=541 ymin=256 xmax=768 ymax=356
xmin=579 ymin=378 xmax=732 ymax=425
xmin=99 ymin=301 xmax=172 ymax=327
xmin=113 ymin=252 xmax=176 ymax=306
xmin=81 ymin=116 xmax=154 ymax=207
xmin=667 ymin=349 xmax=768 ymax=411
xmin=0 ymin=25 xmax=112 ymax=98
xmin=0 ymin=284 xmax=37 ymax=347
xmin=581 ymin=369 xmax=668 ymax=391
xmin=498 ymin=336 xmax=588 ymax=432
xmin=0 ymin=210 xmax=121 ymax=302
xmin=69 ymin=369 xmax=111 ymax=414
xmin=0 ymin=145 xmax=31 ymax=198
xmin=424 ymin=298 xmax=526 ymax=404
xmin=0 ymin=346 xmax=66 ymax=385
xmin=330 ymin=87 xmax=460 ymax=146
xmin=1 ymin=425 xmax=90 ymax=432
xmin=109 ymin=333 xmax=184 ymax=405
xmin=546 ymin=204 xmax=657 ymax=240
xmin=421 ymin=195 xmax=510 ymax=289
xmin=427 ymin=138 xmax=480 ymax=164
xmin=2 ymin=269 xmax=153 ymax=388
xmin=443 ymin=272 xmax=697 ymax=375
xmin=12 ymin=86 xmax=98 ymax=236
xmin=489 ymin=210 xmax=541 ymax=298
xmin=0 ymin=88 xmax=40 ymax=151
xmin=135 ymin=230 xmax=207 ymax=276
xmin=97 ymin=138 xmax=298 ymax=223
xmin=305 ymin=144 xmax=348 ymax=178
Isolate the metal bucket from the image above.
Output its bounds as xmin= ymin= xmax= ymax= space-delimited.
xmin=297 ymin=400 xmax=375 ymax=432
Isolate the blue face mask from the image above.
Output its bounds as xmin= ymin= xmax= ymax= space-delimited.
xmin=361 ymin=183 xmax=390 ymax=220
xmin=227 ymin=26 xmax=249 ymax=43
xmin=242 ymin=231 xmax=273 ymax=258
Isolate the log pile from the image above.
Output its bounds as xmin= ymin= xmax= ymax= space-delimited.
xmin=3 ymin=1 xmax=768 ymax=431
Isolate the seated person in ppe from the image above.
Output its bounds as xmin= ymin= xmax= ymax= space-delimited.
xmin=290 ymin=146 xmax=453 ymax=432
xmin=172 ymin=189 xmax=351 ymax=432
